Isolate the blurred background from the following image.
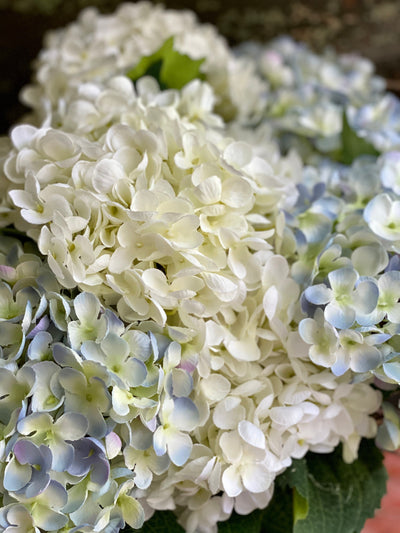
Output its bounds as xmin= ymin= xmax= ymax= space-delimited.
xmin=0 ymin=0 xmax=399 ymax=134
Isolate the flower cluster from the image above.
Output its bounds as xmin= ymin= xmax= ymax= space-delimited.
xmin=21 ymin=2 xmax=267 ymax=125
xmin=0 ymin=235 xmax=202 ymax=531
xmin=238 ymin=37 xmax=400 ymax=155
xmin=287 ymin=152 xmax=400 ymax=451
xmin=0 ymin=2 xmax=399 ymax=532
xmin=3 ymin=76 xmax=300 ymax=333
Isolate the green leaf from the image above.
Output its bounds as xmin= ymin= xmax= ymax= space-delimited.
xmin=124 ymin=440 xmax=386 ymax=533
xmin=261 ymin=483 xmax=294 ymax=533
xmin=126 ymin=37 xmax=206 ymax=90
xmin=128 ymin=511 xmax=184 ymax=533
xmin=218 ymin=510 xmax=263 ymax=533
xmin=293 ymin=489 xmax=309 ymax=524
xmin=281 ymin=439 xmax=387 ymax=533
xmin=339 ymin=112 xmax=379 ymax=164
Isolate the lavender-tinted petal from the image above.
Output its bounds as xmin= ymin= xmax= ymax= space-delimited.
xmin=13 ymin=440 xmax=42 ymax=466
xmin=90 ymin=455 xmax=110 ymax=486
xmin=50 ymin=440 xmax=74 ymax=472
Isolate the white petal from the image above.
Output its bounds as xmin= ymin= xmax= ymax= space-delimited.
xmin=11 ymin=124 xmax=37 ymax=150
xmin=238 ymin=420 xmax=266 ymax=449
xmin=263 ymin=286 xmax=279 ymax=320
xmin=221 ymin=177 xmax=253 ymax=208
xmin=201 ymin=374 xmax=231 ymax=402
xmin=92 ymin=159 xmax=125 ymax=193
xmin=222 ymin=465 xmax=243 ymax=497
xmin=242 ymin=463 xmax=273 ymax=493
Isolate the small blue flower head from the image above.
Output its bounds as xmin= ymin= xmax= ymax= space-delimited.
xmin=4 ymin=440 xmax=52 ymax=498
xmin=304 ymin=267 xmax=379 ymax=329
xmin=67 ymin=437 xmax=110 ymax=487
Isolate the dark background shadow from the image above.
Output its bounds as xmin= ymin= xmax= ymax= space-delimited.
xmin=1 ymin=0 xmax=399 ymax=134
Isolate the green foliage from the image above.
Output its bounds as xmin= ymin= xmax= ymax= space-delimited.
xmin=219 ymin=510 xmax=264 ymax=533
xmin=126 ymin=37 xmax=206 ymax=90
xmin=126 ymin=439 xmax=387 ymax=533
xmin=127 ymin=511 xmax=184 ymax=533
xmin=339 ymin=112 xmax=379 ymax=164
xmin=282 ymin=439 xmax=387 ymax=533
xmin=261 ymin=482 xmax=293 ymax=533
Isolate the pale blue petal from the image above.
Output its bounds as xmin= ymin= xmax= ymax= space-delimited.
xmin=124 ymin=358 xmax=147 ymax=387
xmin=52 ymin=344 xmax=81 ymax=369
xmin=171 ymin=397 xmax=199 ymax=432
xmin=353 ymin=280 xmax=379 ymax=315
xmin=165 ymin=369 xmax=193 ymax=397
xmin=153 ymin=427 xmax=167 ymax=457
xmin=167 ymin=430 xmax=192 ymax=466
xmin=383 ymin=361 xmax=400 ymax=383
xmin=304 ymin=284 xmax=332 ymax=305
xmin=104 ymin=309 xmax=125 ymax=336
xmin=50 ymin=440 xmax=74 ymax=472
xmin=356 ymin=309 xmax=383 ymax=327
xmin=124 ymin=330 xmax=152 ymax=361
xmin=350 ymin=345 xmax=382 ymax=373
xmin=27 ymin=331 xmax=52 ymax=360
xmin=85 ymin=406 xmax=107 ymax=439
xmin=13 ymin=440 xmax=42 ymax=466
xmin=364 ymin=193 xmax=391 ymax=224
xmin=331 ymin=350 xmax=350 ymax=376
xmin=325 ymin=302 xmax=355 ymax=329
xmin=24 ymin=469 xmax=50 ymax=498
xmin=90 ymin=456 xmax=110 ymax=487
xmin=80 ymin=341 xmax=106 ymax=365
xmin=3 ymin=460 xmax=31 ymax=491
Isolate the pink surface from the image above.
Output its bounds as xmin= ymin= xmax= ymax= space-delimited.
xmin=362 ymin=452 xmax=400 ymax=533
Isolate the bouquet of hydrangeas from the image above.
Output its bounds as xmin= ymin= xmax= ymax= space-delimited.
xmin=0 ymin=2 xmax=398 ymax=532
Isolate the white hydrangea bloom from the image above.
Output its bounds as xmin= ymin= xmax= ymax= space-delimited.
xmin=21 ymin=2 xmax=267 ymax=125
xmin=5 ymin=78 xmax=299 ymax=334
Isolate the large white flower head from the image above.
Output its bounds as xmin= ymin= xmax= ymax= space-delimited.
xmin=21 ymin=2 xmax=267 ymax=125
xmin=5 ymin=76 xmax=300 ymax=333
